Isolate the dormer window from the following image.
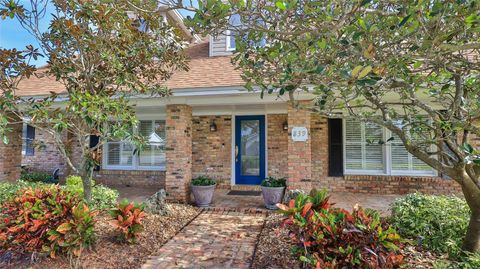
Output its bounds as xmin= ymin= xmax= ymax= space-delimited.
xmin=226 ymin=14 xmax=266 ymax=51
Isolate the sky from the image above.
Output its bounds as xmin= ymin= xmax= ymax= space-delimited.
xmin=0 ymin=1 xmax=54 ymax=67
xmin=0 ymin=1 xmax=195 ymax=67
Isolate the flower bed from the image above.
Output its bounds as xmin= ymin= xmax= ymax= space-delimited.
xmin=0 ymin=204 xmax=199 ymax=269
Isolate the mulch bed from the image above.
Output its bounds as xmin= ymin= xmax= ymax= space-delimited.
xmin=0 ymin=203 xmax=200 ymax=269
xmin=252 ymin=214 xmax=301 ymax=269
xmin=252 ymin=214 xmax=442 ymax=269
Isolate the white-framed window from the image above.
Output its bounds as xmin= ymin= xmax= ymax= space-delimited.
xmin=103 ymin=120 xmax=166 ymax=171
xmin=343 ymin=118 xmax=436 ymax=176
xmin=226 ymin=14 xmax=266 ymax=51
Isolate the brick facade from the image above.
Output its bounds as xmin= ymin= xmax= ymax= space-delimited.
xmin=267 ymin=114 xmax=288 ymax=178
xmin=192 ymin=115 xmax=232 ymax=189
xmin=22 ymin=128 xmax=68 ymax=176
xmin=93 ymin=170 xmax=165 ymax=188
xmin=313 ymin=175 xmax=462 ymax=195
xmin=16 ymin=107 xmax=463 ymax=198
xmin=311 ymin=114 xmax=329 ymax=180
xmin=0 ymin=120 xmax=22 ymax=182
xmin=165 ymin=104 xmax=193 ymax=203
xmin=287 ymin=103 xmax=312 ymax=190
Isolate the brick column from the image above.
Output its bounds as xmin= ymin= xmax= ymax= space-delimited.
xmin=0 ymin=119 xmax=23 ymax=182
xmin=287 ymin=102 xmax=312 ymax=190
xmin=165 ymin=104 xmax=193 ymax=203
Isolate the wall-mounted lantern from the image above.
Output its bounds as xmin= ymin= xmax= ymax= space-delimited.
xmin=210 ymin=120 xmax=217 ymax=132
xmin=283 ymin=120 xmax=288 ymax=131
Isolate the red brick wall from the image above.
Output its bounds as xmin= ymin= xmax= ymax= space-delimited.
xmin=267 ymin=114 xmax=288 ymax=178
xmin=192 ymin=115 xmax=232 ymax=188
xmin=287 ymin=103 xmax=312 ymax=190
xmin=94 ymin=170 xmax=165 ymax=188
xmin=314 ymin=175 xmax=462 ymax=195
xmin=22 ymin=128 xmax=68 ymax=176
xmin=0 ymin=120 xmax=22 ymax=181
xmin=311 ymin=114 xmax=328 ymax=181
xmin=165 ymin=104 xmax=192 ymax=203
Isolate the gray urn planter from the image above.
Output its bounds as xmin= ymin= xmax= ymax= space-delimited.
xmin=191 ymin=184 xmax=216 ymax=207
xmin=261 ymin=186 xmax=286 ymax=210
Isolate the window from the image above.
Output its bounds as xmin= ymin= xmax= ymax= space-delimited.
xmin=138 ymin=120 xmax=166 ymax=168
xmin=103 ymin=120 xmax=166 ymax=170
xmin=22 ymin=124 xmax=35 ymax=156
xmin=226 ymin=14 xmax=266 ymax=51
xmin=344 ymin=119 xmax=436 ymax=176
xmin=345 ymin=119 xmax=384 ymax=173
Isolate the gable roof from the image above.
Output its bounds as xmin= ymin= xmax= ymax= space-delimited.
xmin=16 ymin=40 xmax=244 ymax=97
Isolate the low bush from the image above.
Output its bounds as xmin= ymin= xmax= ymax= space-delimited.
xmin=191 ymin=176 xmax=216 ymax=186
xmin=20 ymin=170 xmax=55 ymax=183
xmin=0 ymin=185 xmax=96 ymax=257
xmin=0 ymin=180 xmax=44 ymax=204
xmin=434 ymin=252 xmax=480 ymax=269
xmin=278 ymin=189 xmax=404 ymax=268
xmin=261 ymin=177 xmax=286 ymax=187
xmin=390 ymin=193 xmax=470 ymax=257
xmin=65 ymin=175 xmax=119 ymax=210
xmin=109 ymin=199 xmax=145 ymax=243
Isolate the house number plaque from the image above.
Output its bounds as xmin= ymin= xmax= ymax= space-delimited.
xmin=291 ymin=127 xmax=308 ymax=142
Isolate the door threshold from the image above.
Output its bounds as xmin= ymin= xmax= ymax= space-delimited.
xmin=231 ymin=184 xmax=261 ymax=191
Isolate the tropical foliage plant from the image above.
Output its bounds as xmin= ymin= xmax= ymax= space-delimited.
xmin=0 ymin=185 xmax=96 ymax=257
xmin=278 ymin=189 xmax=404 ymax=268
xmin=109 ymin=199 xmax=146 ymax=243
xmin=0 ymin=180 xmax=45 ymax=204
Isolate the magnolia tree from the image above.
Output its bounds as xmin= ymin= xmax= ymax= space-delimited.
xmin=178 ymin=0 xmax=480 ymax=251
xmin=0 ymin=0 xmax=188 ymax=201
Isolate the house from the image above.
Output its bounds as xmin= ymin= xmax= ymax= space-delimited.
xmin=0 ymin=10 xmax=461 ymax=203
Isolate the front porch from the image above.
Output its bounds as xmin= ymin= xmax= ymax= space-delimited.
xmin=115 ymin=186 xmax=400 ymax=215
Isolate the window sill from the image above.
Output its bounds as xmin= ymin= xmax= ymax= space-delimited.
xmin=344 ymin=171 xmax=438 ymax=177
xmin=101 ymin=166 xmax=166 ymax=172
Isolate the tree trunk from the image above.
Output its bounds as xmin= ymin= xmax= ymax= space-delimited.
xmin=463 ymin=209 xmax=480 ymax=252
xmin=80 ymin=159 xmax=94 ymax=202
xmin=461 ymin=179 xmax=480 ymax=252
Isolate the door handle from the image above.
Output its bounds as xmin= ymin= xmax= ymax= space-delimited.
xmin=235 ymin=145 xmax=239 ymax=162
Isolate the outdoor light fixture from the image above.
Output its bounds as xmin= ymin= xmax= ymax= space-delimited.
xmin=210 ymin=120 xmax=217 ymax=132
xmin=283 ymin=121 xmax=288 ymax=131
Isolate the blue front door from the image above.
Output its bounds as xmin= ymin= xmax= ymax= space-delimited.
xmin=235 ymin=115 xmax=265 ymax=185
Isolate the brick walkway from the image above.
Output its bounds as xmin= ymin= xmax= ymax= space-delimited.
xmin=142 ymin=210 xmax=266 ymax=269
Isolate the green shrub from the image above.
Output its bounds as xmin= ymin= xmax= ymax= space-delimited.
xmin=434 ymin=252 xmax=480 ymax=269
xmin=191 ymin=176 xmax=216 ymax=186
xmin=20 ymin=170 xmax=55 ymax=183
xmin=65 ymin=175 xmax=119 ymax=210
xmin=390 ymin=193 xmax=470 ymax=257
xmin=0 ymin=180 xmax=45 ymax=204
xmin=261 ymin=177 xmax=286 ymax=187
xmin=109 ymin=199 xmax=145 ymax=243
xmin=0 ymin=185 xmax=95 ymax=257
xmin=279 ymin=189 xmax=404 ymax=268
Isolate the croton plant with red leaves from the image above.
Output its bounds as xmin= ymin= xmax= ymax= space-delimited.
xmin=0 ymin=186 xmax=96 ymax=257
xmin=277 ymin=189 xmax=404 ymax=269
xmin=109 ymin=199 xmax=146 ymax=243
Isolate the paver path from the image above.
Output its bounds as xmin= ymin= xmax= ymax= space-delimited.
xmin=142 ymin=210 xmax=266 ymax=269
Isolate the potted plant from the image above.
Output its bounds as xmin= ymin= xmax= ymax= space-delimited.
xmin=191 ymin=176 xmax=216 ymax=207
xmin=260 ymin=177 xmax=287 ymax=210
